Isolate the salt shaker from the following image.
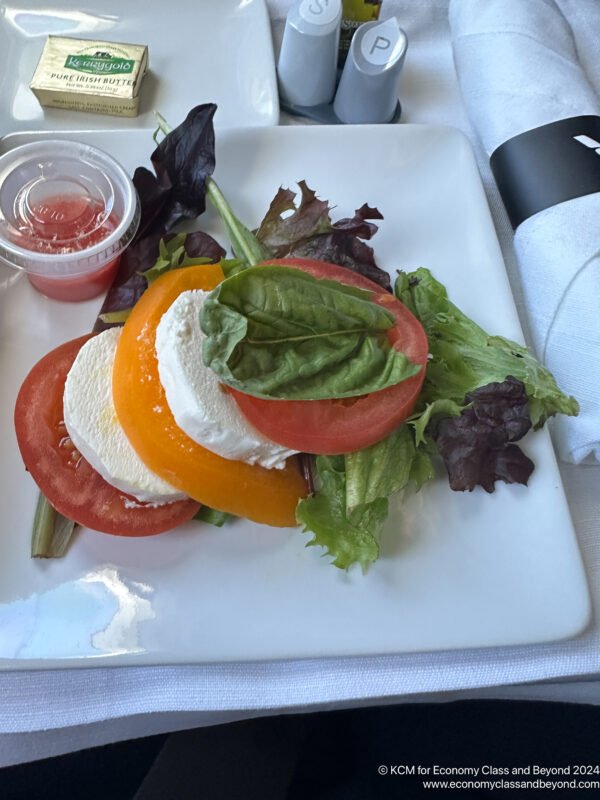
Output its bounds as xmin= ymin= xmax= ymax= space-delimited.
xmin=277 ymin=0 xmax=342 ymax=108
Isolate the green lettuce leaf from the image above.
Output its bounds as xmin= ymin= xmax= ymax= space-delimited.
xmin=411 ymin=398 xmax=464 ymax=446
xmin=296 ymin=427 xmax=433 ymax=571
xmin=296 ymin=455 xmax=385 ymax=571
xmin=395 ymin=268 xmax=578 ymax=428
xmin=194 ymin=507 xmax=232 ymax=527
xmin=143 ymin=233 xmax=212 ymax=285
xmin=345 ymin=424 xmax=433 ymax=509
xmin=201 ymin=265 xmax=420 ymax=400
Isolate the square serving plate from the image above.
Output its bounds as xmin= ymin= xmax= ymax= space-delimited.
xmin=0 ymin=0 xmax=278 ymax=133
xmin=0 ymin=124 xmax=591 ymax=669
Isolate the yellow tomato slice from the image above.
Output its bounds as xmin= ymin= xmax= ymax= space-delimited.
xmin=112 ymin=265 xmax=307 ymax=527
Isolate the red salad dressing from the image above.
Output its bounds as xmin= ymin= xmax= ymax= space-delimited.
xmin=16 ymin=195 xmax=121 ymax=302
xmin=27 ymin=258 xmax=120 ymax=302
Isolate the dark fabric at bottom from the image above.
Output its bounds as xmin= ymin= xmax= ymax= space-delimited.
xmin=2 ymin=700 xmax=600 ymax=800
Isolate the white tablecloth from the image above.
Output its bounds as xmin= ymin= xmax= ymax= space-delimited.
xmin=1 ymin=0 xmax=599 ymax=768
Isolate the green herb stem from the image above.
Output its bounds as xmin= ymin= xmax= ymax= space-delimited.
xmin=98 ymin=309 xmax=132 ymax=324
xmin=153 ymin=111 xmax=172 ymax=143
xmin=31 ymin=492 xmax=77 ymax=559
xmin=194 ymin=506 xmax=232 ymax=527
xmin=206 ymin=178 xmax=265 ymax=266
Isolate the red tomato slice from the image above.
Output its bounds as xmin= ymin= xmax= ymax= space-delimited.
xmin=14 ymin=335 xmax=200 ymax=537
xmin=229 ymin=258 xmax=429 ymax=454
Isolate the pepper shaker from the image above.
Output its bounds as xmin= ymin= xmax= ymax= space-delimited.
xmin=333 ymin=16 xmax=408 ymax=124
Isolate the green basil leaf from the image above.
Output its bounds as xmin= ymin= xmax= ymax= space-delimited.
xmin=201 ymin=265 xmax=420 ymax=400
xmin=219 ymin=258 xmax=247 ymax=278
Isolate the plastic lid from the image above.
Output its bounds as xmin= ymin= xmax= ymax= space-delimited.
xmin=0 ymin=139 xmax=139 ymax=277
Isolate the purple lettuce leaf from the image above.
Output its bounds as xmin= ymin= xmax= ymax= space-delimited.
xmin=255 ymin=181 xmax=391 ymax=291
xmin=94 ymin=103 xmax=223 ymax=330
xmin=255 ymin=182 xmax=331 ymax=249
xmin=94 ymin=231 xmax=225 ymax=332
xmin=134 ymin=103 xmax=218 ymax=240
xmin=430 ymin=376 xmax=535 ymax=493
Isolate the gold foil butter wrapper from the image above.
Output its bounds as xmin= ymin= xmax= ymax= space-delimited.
xmin=30 ymin=36 xmax=148 ymax=118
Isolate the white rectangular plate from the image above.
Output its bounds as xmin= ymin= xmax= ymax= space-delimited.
xmin=0 ymin=0 xmax=277 ymax=133
xmin=0 ymin=124 xmax=591 ymax=669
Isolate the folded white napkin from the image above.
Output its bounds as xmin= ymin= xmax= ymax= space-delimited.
xmin=449 ymin=0 xmax=600 ymax=464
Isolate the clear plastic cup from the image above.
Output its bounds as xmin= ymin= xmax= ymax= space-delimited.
xmin=0 ymin=139 xmax=140 ymax=302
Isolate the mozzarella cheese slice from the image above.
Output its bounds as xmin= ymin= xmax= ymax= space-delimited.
xmin=155 ymin=290 xmax=298 ymax=469
xmin=63 ymin=328 xmax=186 ymax=504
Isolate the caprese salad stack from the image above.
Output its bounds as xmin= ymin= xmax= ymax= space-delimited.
xmin=14 ymin=104 xmax=578 ymax=570
xmin=15 ymin=253 xmax=428 ymax=539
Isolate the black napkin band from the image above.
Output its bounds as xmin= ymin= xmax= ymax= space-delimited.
xmin=490 ymin=115 xmax=600 ymax=229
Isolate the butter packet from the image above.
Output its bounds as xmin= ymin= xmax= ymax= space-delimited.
xmin=30 ymin=36 xmax=148 ymax=118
